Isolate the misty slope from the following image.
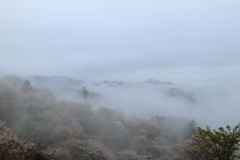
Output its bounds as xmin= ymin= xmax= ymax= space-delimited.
xmin=0 ymin=75 xmax=200 ymax=160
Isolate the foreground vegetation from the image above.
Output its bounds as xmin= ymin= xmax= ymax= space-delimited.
xmin=0 ymin=75 xmax=240 ymax=160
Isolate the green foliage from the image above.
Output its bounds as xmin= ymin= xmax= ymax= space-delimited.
xmin=193 ymin=124 xmax=240 ymax=160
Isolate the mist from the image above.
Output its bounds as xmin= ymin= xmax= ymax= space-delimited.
xmin=1 ymin=1 xmax=240 ymax=84
xmin=1 ymin=1 xmax=240 ymax=159
xmin=80 ymin=83 xmax=240 ymax=129
xmin=20 ymin=75 xmax=239 ymax=129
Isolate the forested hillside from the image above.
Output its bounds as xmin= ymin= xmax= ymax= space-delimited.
xmin=1 ymin=75 xmax=240 ymax=160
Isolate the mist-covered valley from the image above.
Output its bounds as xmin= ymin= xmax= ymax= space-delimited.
xmin=27 ymin=75 xmax=240 ymax=129
xmin=1 ymin=74 xmax=240 ymax=159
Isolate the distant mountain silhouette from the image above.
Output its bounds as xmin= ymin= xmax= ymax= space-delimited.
xmin=100 ymin=80 xmax=125 ymax=87
xmin=142 ymin=79 xmax=173 ymax=85
xmin=26 ymin=76 xmax=195 ymax=102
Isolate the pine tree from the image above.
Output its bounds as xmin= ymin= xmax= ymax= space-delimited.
xmin=82 ymin=86 xmax=89 ymax=102
xmin=21 ymin=79 xmax=33 ymax=93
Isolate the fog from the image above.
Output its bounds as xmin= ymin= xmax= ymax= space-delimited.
xmin=23 ymin=75 xmax=240 ymax=129
xmin=82 ymin=82 xmax=240 ymax=129
xmin=1 ymin=1 xmax=240 ymax=129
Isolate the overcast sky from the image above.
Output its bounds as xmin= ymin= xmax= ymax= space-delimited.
xmin=1 ymin=0 xmax=240 ymax=87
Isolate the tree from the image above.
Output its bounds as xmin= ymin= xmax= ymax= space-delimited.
xmin=182 ymin=124 xmax=240 ymax=160
xmin=82 ymin=86 xmax=89 ymax=102
xmin=21 ymin=79 xmax=33 ymax=93
xmin=183 ymin=119 xmax=198 ymax=138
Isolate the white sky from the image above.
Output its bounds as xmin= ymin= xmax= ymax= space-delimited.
xmin=1 ymin=0 xmax=240 ymax=87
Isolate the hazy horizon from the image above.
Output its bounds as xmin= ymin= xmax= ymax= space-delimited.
xmin=1 ymin=1 xmax=240 ymax=88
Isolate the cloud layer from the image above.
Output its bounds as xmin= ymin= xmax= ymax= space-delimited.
xmin=1 ymin=0 xmax=240 ymax=86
